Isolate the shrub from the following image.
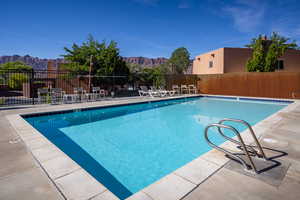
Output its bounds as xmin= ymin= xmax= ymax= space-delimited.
xmin=8 ymin=73 xmax=29 ymax=90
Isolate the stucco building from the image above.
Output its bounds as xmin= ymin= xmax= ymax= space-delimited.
xmin=192 ymin=47 xmax=300 ymax=74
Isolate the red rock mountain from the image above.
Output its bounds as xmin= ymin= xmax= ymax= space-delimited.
xmin=123 ymin=57 xmax=168 ymax=66
xmin=0 ymin=55 xmax=168 ymax=70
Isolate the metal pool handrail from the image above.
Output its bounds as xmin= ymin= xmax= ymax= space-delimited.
xmin=204 ymin=123 xmax=258 ymax=173
xmin=218 ymin=118 xmax=267 ymax=160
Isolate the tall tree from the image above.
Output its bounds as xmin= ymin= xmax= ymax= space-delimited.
xmin=62 ymin=35 xmax=129 ymax=76
xmin=246 ymin=32 xmax=298 ymax=72
xmin=168 ymin=47 xmax=190 ymax=74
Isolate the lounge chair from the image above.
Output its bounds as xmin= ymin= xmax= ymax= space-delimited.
xmin=181 ymin=84 xmax=189 ymax=94
xmin=37 ymin=88 xmax=49 ymax=104
xmin=139 ymin=86 xmax=158 ymax=97
xmin=138 ymin=86 xmax=149 ymax=97
xmin=139 ymin=86 xmax=159 ymax=98
xmin=188 ymin=84 xmax=197 ymax=94
xmin=150 ymin=86 xmax=167 ymax=97
xmin=158 ymin=86 xmax=175 ymax=97
xmin=161 ymin=87 xmax=176 ymax=96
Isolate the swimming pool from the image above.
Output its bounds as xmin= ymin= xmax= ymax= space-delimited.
xmin=24 ymin=97 xmax=289 ymax=199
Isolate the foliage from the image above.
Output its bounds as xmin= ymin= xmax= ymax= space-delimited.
xmin=62 ymin=35 xmax=129 ymax=76
xmin=127 ymin=63 xmax=143 ymax=74
xmin=168 ymin=47 xmax=190 ymax=74
xmin=0 ymin=61 xmax=32 ymax=71
xmin=8 ymin=73 xmax=29 ymax=90
xmin=0 ymin=62 xmax=32 ymax=90
xmin=139 ymin=65 xmax=166 ymax=88
xmin=246 ymin=32 xmax=299 ymax=72
xmin=265 ymin=43 xmax=278 ymax=72
xmin=152 ymin=66 xmax=166 ymax=88
xmin=0 ymin=98 xmax=5 ymax=105
xmin=246 ymin=37 xmax=265 ymax=72
xmin=0 ymin=76 xmax=4 ymax=84
xmin=159 ymin=63 xmax=172 ymax=74
xmin=60 ymin=62 xmax=89 ymax=74
xmin=58 ymin=62 xmax=89 ymax=80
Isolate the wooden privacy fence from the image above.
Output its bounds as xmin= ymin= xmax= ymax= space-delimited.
xmin=196 ymin=72 xmax=300 ymax=99
xmin=165 ymin=75 xmax=199 ymax=89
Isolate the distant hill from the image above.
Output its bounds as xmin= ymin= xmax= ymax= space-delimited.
xmin=123 ymin=57 xmax=168 ymax=66
xmin=0 ymin=55 xmax=64 ymax=70
xmin=0 ymin=55 xmax=168 ymax=70
xmin=0 ymin=55 xmax=193 ymax=73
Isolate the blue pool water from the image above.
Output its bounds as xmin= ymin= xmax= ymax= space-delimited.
xmin=24 ymin=97 xmax=288 ymax=199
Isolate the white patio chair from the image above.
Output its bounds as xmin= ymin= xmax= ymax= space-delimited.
xmin=92 ymin=87 xmax=105 ymax=100
xmin=74 ymin=87 xmax=87 ymax=102
xmin=172 ymin=85 xmax=180 ymax=95
xmin=50 ymin=88 xmax=65 ymax=104
xmin=181 ymin=84 xmax=189 ymax=94
xmin=37 ymin=88 xmax=49 ymax=104
xmin=188 ymin=84 xmax=197 ymax=94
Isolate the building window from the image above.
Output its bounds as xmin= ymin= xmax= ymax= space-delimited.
xmin=209 ymin=61 xmax=213 ymax=68
xmin=276 ymin=60 xmax=284 ymax=70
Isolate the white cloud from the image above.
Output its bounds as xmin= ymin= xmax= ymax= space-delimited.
xmin=222 ymin=0 xmax=266 ymax=32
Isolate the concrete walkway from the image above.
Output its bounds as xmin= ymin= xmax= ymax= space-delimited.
xmin=0 ymin=96 xmax=195 ymax=200
xmin=183 ymin=104 xmax=300 ymax=200
xmin=0 ymin=109 xmax=64 ymax=199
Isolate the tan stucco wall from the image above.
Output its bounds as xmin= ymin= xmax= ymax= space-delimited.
xmin=193 ymin=47 xmax=300 ymax=74
xmin=192 ymin=48 xmax=224 ymax=74
xmin=279 ymin=49 xmax=300 ymax=72
xmin=223 ymin=48 xmax=252 ymax=73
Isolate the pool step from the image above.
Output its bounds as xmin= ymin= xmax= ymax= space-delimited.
xmin=204 ymin=118 xmax=286 ymax=175
xmin=224 ymin=155 xmax=290 ymax=187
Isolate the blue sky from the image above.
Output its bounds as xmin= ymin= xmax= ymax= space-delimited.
xmin=1 ymin=0 xmax=300 ymax=59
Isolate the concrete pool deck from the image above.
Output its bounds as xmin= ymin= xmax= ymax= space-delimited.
xmin=1 ymin=95 xmax=300 ymax=200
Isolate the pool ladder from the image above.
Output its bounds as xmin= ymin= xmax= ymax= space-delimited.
xmin=204 ymin=118 xmax=268 ymax=174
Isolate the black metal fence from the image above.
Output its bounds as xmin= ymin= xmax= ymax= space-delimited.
xmin=0 ymin=69 xmax=199 ymax=106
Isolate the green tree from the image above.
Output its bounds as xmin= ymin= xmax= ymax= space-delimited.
xmin=246 ymin=32 xmax=299 ymax=72
xmin=62 ymin=35 xmax=129 ymax=76
xmin=0 ymin=62 xmax=32 ymax=90
xmin=168 ymin=47 xmax=190 ymax=74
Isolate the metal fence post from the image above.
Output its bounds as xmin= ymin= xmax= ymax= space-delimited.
xmin=31 ymin=69 xmax=35 ymax=105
